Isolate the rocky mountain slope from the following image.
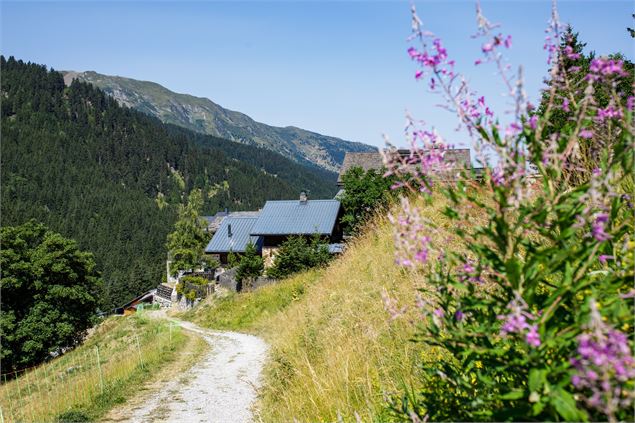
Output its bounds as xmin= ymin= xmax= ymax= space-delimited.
xmin=62 ymin=71 xmax=376 ymax=172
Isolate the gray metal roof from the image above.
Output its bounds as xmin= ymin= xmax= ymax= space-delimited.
xmin=204 ymin=216 xmax=262 ymax=253
xmin=250 ymin=199 xmax=341 ymax=236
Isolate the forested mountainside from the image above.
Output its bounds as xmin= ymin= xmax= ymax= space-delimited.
xmin=62 ymin=71 xmax=377 ymax=172
xmin=1 ymin=56 xmax=336 ymax=309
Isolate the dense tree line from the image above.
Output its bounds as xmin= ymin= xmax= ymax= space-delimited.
xmin=1 ymin=56 xmax=336 ymax=308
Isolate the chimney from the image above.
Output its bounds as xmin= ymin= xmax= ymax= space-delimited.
xmin=227 ymin=224 xmax=232 ymax=238
xmin=299 ymin=191 xmax=308 ymax=204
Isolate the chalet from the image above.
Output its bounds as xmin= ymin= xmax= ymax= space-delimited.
xmin=204 ymin=212 xmax=263 ymax=265
xmin=250 ymin=193 xmax=343 ymax=266
xmin=337 ymin=149 xmax=472 ymax=186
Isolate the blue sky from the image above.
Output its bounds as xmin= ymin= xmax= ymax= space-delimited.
xmin=2 ymin=1 xmax=633 ymax=149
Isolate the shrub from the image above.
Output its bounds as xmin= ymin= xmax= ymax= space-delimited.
xmin=0 ymin=220 xmax=103 ymax=371
xmin=383 ymin=4 xmax=634 ymax=422
xmin=267 ymin=235 xmax=331 ymax=279
xmin=236 ymin=242 xmax=265 ymax=286
xmin=340 ymin=167 xmax=397 ymax=233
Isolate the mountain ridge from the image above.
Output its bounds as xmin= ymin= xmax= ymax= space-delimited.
xmin=62 ymin=70 xmax=377 ymax=172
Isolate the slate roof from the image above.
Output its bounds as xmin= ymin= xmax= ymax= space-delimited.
xmin=337 ymin=152 xmax=385 ymax=184
xmin=337 ymin=149 xmax=471 ymax=184
xmin=250 ymin=199 xmax=341 ymax=236
xmin=204 ymin=216 xmax=263 ymax=253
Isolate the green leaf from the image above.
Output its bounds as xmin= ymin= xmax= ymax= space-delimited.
xmin=550 ymin=388 xmax=585 ymax=422
xmin=500 ymin=389 xmax=525 ymax=400
xmin=529 ymin=369 xmax=547 ymax=392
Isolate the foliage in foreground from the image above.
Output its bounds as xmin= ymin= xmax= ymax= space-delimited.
xmin=0 ymin=221 xmax=103 ymax=371
xmin=266 ymin=235 xmax=331 ymax=279
xmin=383 ymin=4 xmax=634 ymax=422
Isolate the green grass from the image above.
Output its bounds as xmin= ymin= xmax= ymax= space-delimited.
xmin=0 ymin=314 xmax=190 ymax=422
xmin=182 ymin=269 xmax=322 ymax=333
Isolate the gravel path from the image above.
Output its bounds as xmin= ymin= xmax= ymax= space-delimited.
xmin=115 ymin=319 xmax=268 ymax=423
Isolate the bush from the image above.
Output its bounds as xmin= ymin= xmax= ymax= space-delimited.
xmin=56 ymin=409 xmax=92 ymax=422
xmin=236 ymin=242 xmax=265 ymax=285
xmin=340 ymin=167 xmax=396 ymax=234
xmin=179 ymin=275 xmax=209 ymax=286
xmin=0 ymin=220 xmax=103 ymax=371
xmin=383 ymin=4 xmax=634 ymax=422
xmin=267 ymin=235 xmax=331 ymax=279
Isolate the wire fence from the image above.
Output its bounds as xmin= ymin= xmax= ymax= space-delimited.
xmin=0 ymin=316 xmax=182 ymax=423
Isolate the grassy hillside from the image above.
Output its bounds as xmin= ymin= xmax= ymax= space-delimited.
xmin=0 ymin=313 xmax=206 ymax=422
xmin=62 ymin=71 xmax=376 ymax=172
xmin=184 ymin=195 xmax=467 ymax=421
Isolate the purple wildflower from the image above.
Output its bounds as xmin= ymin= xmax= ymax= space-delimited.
xmin=595 ymin=106 xmax=623 ymax=123
xmin=591 ymin=213 xmax=611 ymax=242
xmin=589 ymin=58 xmax=626 ymax=76
xmin=525 ymin=325 xmax=541 ymax=347
xmin=528 ymin=115 xmax=538 ymax=129
xmin=579 ymin=129 xmax=593 ymax=139
xmin=561 ymin=98 xmax=570 ymax=112
xmin=498 ymin=294 xmax=541 ymax=348
xmin=454 ymin=310 xmax=465 ymax=321
xmin=570 ymin=301 xmax=635 ymax=417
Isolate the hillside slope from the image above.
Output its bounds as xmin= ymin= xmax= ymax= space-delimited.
xmin=183 ymin=196 xmax=466 ymax=421
xmin=62 ymin=71 xmax=377 ymax=172
xmin=1 ymin=56 xmax=335 ymax=308
xmin=0 ymin=314 xmax=202 ymax=423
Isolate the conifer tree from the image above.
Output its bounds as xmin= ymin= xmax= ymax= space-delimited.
xmin=166 ymin=189 xmax=208 ymax=276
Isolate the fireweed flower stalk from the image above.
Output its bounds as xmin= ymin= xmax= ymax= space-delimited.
xmin=570 ymin=301 xmax=635 ymax=421
xmin=384 ymin=1 xmax=634 ymax=422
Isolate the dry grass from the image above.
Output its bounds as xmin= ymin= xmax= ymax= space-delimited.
xmin=255 ymin=196 xmax=465 ymax=422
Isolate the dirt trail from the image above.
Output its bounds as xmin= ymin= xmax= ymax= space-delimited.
xmin=104 ymin=318 xmax=268 ymax=423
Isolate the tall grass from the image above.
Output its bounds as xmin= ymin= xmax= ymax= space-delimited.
xmin=187 ymin=196 xmax=468 ymax=421
xmin=0 ymin=313 xmax=188 ymax=422
xmin=183 ymin=269 xmax=323 ymax=333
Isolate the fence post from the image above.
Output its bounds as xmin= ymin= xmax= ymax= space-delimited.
xmin=44 ymin=365 xmax=53 ymax=420
xmin=95 ymin=347 xmax=104 ymax=394
xmin=169 ymin=323 xmax=173 ymax=349
xmin=24 ymin=370 xmax=37 ymax=422
xmin=15 ymin=371 xmax=26 ymax=421
xmin=2 ymin=373 xmax=13 ymax=423
xmin=135 ymin=335 xmax=144 ymax=369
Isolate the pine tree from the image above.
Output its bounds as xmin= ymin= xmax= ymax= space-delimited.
xmin=166 ymin=189 xmax=208 ymax=276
